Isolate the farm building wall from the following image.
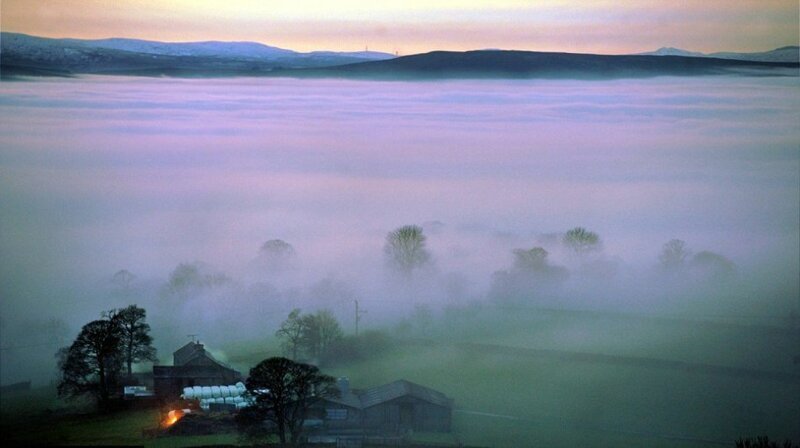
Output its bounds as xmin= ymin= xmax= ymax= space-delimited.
xmin=311 ymin=400 xmax=363 ymax=430
xmin=361 ymin=396 xmax=451 ymax=433
xmin=153 ymin=364 xmax=242 ymax=399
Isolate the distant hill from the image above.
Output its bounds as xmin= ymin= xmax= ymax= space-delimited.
xmin=60 ymin=36 xmax=297 ymax=59
xmin=1 ymin=33 xmax=797 ymax=80
xmin=0 ymin=32 xmax=394 ymax=78
xmin=638 ymin=47 xmax=706 ymax=58
xmin=638 ymin=46 xmax=799 ymax=63
xmin=287 ymin=50 xmax=798 ymax=80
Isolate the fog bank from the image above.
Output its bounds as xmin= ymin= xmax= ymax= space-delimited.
xmin=1 ymin=76 xmax=798 ymax=386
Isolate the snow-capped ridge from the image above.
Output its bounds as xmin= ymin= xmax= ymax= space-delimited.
xmin=637 ymin=45 xmax=798 ymax=63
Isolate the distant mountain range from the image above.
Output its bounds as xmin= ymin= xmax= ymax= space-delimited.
xmin=637 ymin=46 xmax=799 ymax=63
xmin=1 ymin=32 xmax=797 ymax=80
xmin=0 ymin=32 xmax=394 ymax=77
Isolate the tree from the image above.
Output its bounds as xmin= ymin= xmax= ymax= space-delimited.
xmin=260 ymin=239 xmax=295 ymax=258
xmin=299 ymin=310 xmax=343 ymax=360
xmin=57 ymin=318 xmax=123 ymax=407
xmin=489 ymin=246 xmax=568 ymax=303
xmin=240 ymin=357 xmax=337 ymax=445
xmin=108 ymin=305 xmax=158 ymax=377
xmin=563 ymin=227 xmax=601 ymax=255
xmin=276 ymin=309 xmax=305 ymax=360
xmin=320 ymin=330 xmax=393 ymax=365
xmin=277 ymin=309 xmax=344 ymax=361
xmin=691 ymin=251 xmax=736 ymax=278
xmin=256 ymin=239 xmax=296 ymax=272
xmin=384 ymin=225 xmax=431 ymax=276
xmin=659 ymin=239 xmax=690 ymax=269
xmin=513 ymin=247 xmax=550 ymax=271
xmin=168 ymin=263 xmax=201 ymax=292
xmin=166 ymin=262 xmax=231 ymax=296
xmin=112 ymin=269 xmax=136 ymax=291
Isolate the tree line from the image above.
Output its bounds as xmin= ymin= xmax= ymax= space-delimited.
xmin=274 ymin=307 xmax=394 ymax=365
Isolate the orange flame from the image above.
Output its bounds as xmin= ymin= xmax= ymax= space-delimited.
xmin=163 ymin=409 xmax=185 ymax=427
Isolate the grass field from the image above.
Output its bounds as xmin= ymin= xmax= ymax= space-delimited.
xmin=321 ymin=343 xmax=799 ymax=447
xmin=2 ymin=307 xmax=798 ymax=447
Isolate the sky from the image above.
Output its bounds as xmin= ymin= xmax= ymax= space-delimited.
xmin=1 ymin=0 xmax=798 ymax=54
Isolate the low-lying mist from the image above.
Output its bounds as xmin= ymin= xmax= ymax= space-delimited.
xmin=1 ymin=76 xmax=798 ymax=387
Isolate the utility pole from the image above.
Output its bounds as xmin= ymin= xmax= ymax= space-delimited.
xmin=354 ymin=300 xmax=367 ymax=336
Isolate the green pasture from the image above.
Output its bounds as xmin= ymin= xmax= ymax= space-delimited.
xmin=2 ymin=307 xmax=798 ymax=447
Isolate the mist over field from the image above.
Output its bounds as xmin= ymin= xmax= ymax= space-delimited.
xmin=1 ymin=76 xmax=799 ymax=445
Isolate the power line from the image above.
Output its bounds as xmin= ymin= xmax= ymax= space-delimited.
xmin=355 ymin=299 xmax=367 ymax=336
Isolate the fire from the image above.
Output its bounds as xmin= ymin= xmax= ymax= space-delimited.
xmin=163 ymin=409 xmax=185 ymax=427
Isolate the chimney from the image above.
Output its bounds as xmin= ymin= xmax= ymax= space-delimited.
xmin=337 ymin=377 xmax=349 ymax=395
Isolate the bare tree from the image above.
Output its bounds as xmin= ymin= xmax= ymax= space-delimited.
xmin=299 ymin=310 xmax=343 ymax=360
xmin=384 ymin=225 xmax=431 ymax=276
xmin=112 ymin=269 xmax=136 ymax=291
xmin=659 ymin=239 xmax=690 ymax=269
xmin=276 ymin=309 xmax=305 ymax=360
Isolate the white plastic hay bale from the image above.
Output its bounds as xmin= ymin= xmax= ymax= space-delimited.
xmin=182 ymin=387 xmax=194 ymax=399
xmin=211 ymin=386 xmax=221 ymax=398
xmin=220 ymin=385 xmax=231 ymax=397
xmin=201 ymin=386 xmax=212 ymax=399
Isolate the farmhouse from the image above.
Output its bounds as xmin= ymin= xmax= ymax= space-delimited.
xmin=153 ymin=341 xmax=242 ymax=399
xmin=310 ymin=378 xmax=453 ymax=434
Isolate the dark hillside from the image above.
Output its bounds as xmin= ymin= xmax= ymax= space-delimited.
xmin=293 ymin=50 xmax=799 ymax=79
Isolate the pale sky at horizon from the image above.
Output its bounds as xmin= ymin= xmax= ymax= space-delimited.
xmin=1 ymin=0 xmax=798 ymax=55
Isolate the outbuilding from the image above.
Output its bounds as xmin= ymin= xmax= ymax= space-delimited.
xmin=311 ymin=378 xmax=453 ymax=434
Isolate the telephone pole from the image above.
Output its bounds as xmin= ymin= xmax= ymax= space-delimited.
xmin=354 ymin=300 xmax=367 ymax=336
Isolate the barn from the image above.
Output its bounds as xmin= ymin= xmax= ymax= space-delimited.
xmin=359 ymin=380 xmax=452 ymax=432
xmin=153 ymin=341 xmax=242 ymax=399
xmin=311 ymin=378 xmax=453 ymax=434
